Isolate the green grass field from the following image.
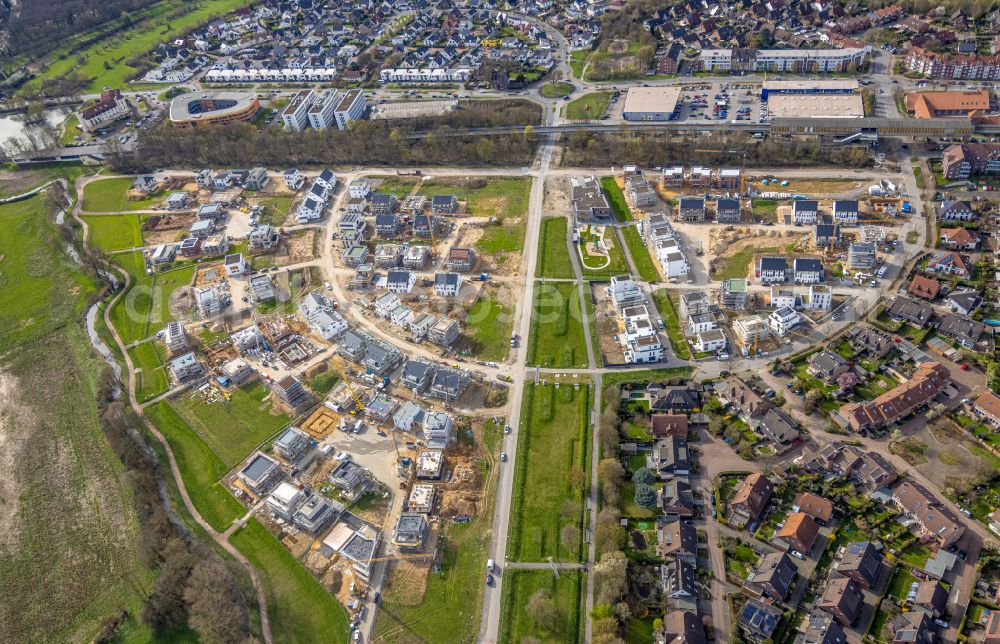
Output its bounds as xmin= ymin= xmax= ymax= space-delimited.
xmin=27 ymin=0 xmax=250 ymax=94
xmin=81 ymin=177 xmax=159 ymax=212
xmin=370 ymin=176 xmax=419 ymax=199
xmin=61 ymin=113 xmax=82 ymax=146
xmin=569 ymin=51 xmax=589 ymax=78
xmin=83 ymin=213 xmax=144 ymax=251
xmin=751 ymin=199 xmax=779 ymax=223
xmin=713 ymin=245 xmax=780 ymax=281
xmin=622 ymin=225 xmax=658 ymax=281
xmin=464 ymin=294 xmax=513 ymax=361
xmin=0 ymin=195 xmax=97 ymax=353
xmin=108 ymin=251 xmax=196 ymax=343
xmin=499 ymin=569 xmax=584 ymax=643
xmin=536 ymin=218 xmax=576 ymax=279
xmin=0 ymin=192 xmax=149 ymax=642
xmin=171 ymin=381 xmax=292 ymax=467
xmin=375 ymin=420 xmax=502 ymax=642
xmin=508 ymin=383 xmax=591 ymax=561
xmin=0 ymin=164 xmax=88 ymax=200
xmin=578 ymin=227 xmax=630 ymax=280
xmin=651 ymin=289 xmax=691 ymax=360
xmin=129 ymin=340 xmax=169 ymax=402
xmin=565 ymin=92 xmax=611 ymax=120
xmin=229 ymin=519 xmax=350 ymax=644
xmin=526 ymin=282 xmax=591 ymax=368
xmin=144 ymin=402 xmax=245 ymax=532
xmin=913 ymin=166 xmax=926 ymax=190
xmin=421 ymin=177 xmax=532 ymax=255
xmin=256 ymin=195 xmax=295 ymax=227
xmin=600 ymin=176 xmax=632 ymax=222
xmin=539 ymin=81 xmax=575 ymax=98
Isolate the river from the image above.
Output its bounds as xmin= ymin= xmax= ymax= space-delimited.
xmin=86 ymin=301 xmax=122 ymax=401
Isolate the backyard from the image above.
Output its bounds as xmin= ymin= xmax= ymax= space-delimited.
xmin=600 ymin=176 xmax=632 ymax=222
xmin=526 ymin=282 xmax=592 ymax=368
xmin=536 ymin=217 xmax=576 ymax=279
xmin=507 ymin=383 xmax=591 ymax=562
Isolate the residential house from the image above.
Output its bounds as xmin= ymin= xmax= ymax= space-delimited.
xmin=249 ymin=224 xmax=279 ymax=250
xmin=570 ymin=176 xmax=612 ymax=223
xmin=244 ymin=167 xmax=269 ymax=190
xmin=836 ymin=362 xmax=949 ymax=432
xmin=807 ymin=350 xmax=850 ymax=385
xmin=369 ymin=193 xmax=398 ymax=215
xmin=238 ymin=452 xmax=283 ymax=495
xmin=170 ymin=352 xmax=203 ymax=382
xmin=273 ymin=426 xmax=311 ymax=462
xmin=400 ymin=360 xmax=436 ymax=393
xmin=661 ymin=557 xmax=698 ymax=611
xmin=793 ymin=258 xmax=824 ymax=284
xmin=430 ymin=195 xmax=459 ymax=214
xmin=926 ymin=251 xmax=973 ymax=278
xmin=937 ymin=312 xmax=989 ymax=349
xmin=392 ymin=513 xmax=428 ymax=551
xmin=647 ymin=436 xmax=690 ymax=478
xmin=886 ymin=297 xmax=933 ymax=328
xmin=892 ymin=480 xmax=965 ymax=548
xmin=855 ymin=452 xmax=899 ymax=490
xmin=393 ymin=401 xmax=425 ymax=433
xmin=939 ymin=227 xmax=980 ymax=250
xmin=768 ymin=306 xmax=801 ymax=337
xmin=680 ymin=291 xmax=710 ymax=317
xmin=907 ymin=275 xmax=941 ymax=301
xmin=847 ymin=325 xmax=894 ymax=359
xmin=651 ymin=414 xmax=688 ymax=439
xmin=266 ymin=482 xmax=305 ymax=520
xmin=801 ymin=614 xmax=847 ymax=644
xmin=759 ymin=257 xmax=788 ymax=283
xmin=679 ymin=197 xmax=706 ymax=222
xmin=793 ymin=492 xmax=834 ymax=525
xmin=818 ymin=578 xmax=864 ymax=626
xmin=271 ymin=375 xmax=311 ymax=412
xmin=801 ymin=284 xmax=832 ymax=311
xmin=429 ymin=367 xmax=469 ymax=402
xmin=716 ymin=198 xmax=742 ymax=223
xmin=721 ymin=279 xmax=749 ymax=311
xmin=890 ymin=610 xmax=935 ymax=644
xmin=610 ymin=275 xmax=644 ymax=309
xmin=445 ymin=247 xmax=476 ymax=271
xmin=300 ymin=292 xmax=348 ymax=340
xmin=777 ymin=512 xmax=820 ymax=554
xmin=728 ymin=472 xmax=774 ymax=528
xmin=362 ymin=342 xmax=403 ymax=376
xmin=835 ymin=541 xmax=884 ymax=590
xmin=625 ymin=174 xmax=657 ymax=208
xmin=847 ymin=242 xmax=877 ymax=270
xmin=974 ymin=391 xmax=1000 ymax=427
xmin=814 ymin=223 xmax=840 ymax=248
xmin=738 ymin=599 xmax=783 ymax=643
xmin=793 ymin=200 xmax=819 ymax=225
xmin=912 ymin=580 xmax=948 ymax=618
xmin=656 ymin=517 xmax=697 ymax=563
xmin=659 ymin=610 xmax=706 ymax=644
xmin=938 ymin=200 xmax=977 ymax=222
xmin=163 ymin=320 xmax=188 ymax=353
xmin=745 ymin=551 xmax=798 ymax=600
xmin=385 ymin=270 xmax=416 ymax=294
xmin=694 ymin=329 xmax=727 ymax=353
xmin=832 ymin=200 xmax=859 ymax=226
xmin=434 ymin=272 xmax=462 ymax=297
xmin=329 ymin=457 xmax=371 ymax=501
xmin=293 ymin=495 xmax=341 ymax=536
xmin=659 ymin=479 xmax=696 ymax=518
xmin=947 ymin=290 xmax=982 ymax=316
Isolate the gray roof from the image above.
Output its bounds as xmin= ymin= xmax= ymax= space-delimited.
xmin=679 ymin=197 xmax=704 ymax=209
xmin=386 ymin=270 xmax=412 ymax=286
xmin=794 ymin=200 xmax=818 ymax=212
xmin=435 ymin=272 xmax=459 ymax=287
xmin=717 ymin=198 xmax=740 ymax=210
xmin=242 ymin=453 xmax=278 ymax=483
xmin=795 ymin=258 xmax=824 ymax=273
xmin=760 ymin=256 xmax=787 ymax=271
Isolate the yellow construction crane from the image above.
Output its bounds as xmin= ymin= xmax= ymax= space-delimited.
xmin=752 ymin=333 xmax=759 ymax=359
xmin=329 ymin=355 xmax=365 ymax=411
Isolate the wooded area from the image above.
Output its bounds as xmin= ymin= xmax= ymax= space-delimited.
xmin=111 ymin=100 xmax=543 ymax=171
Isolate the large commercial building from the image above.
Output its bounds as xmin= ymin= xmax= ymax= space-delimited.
xmin=169 ymin=91 xmax=259 ymax=128
xmin=700 ymin=48 xmax=868 ymax=73
xmin=905 ymin=90 xmax=990 ymax=118
xmin=622 ymin=86 xmax=681 ymax=121
xmin=766 ymin=93 xmax=864 ymax=118
xmin=79 ymin=87 xmax=132 ymax=132
xmin=942 ymin=142 xmax=1000 ymax=179
xmin=759 ymin=80 xmax=859 ymax=100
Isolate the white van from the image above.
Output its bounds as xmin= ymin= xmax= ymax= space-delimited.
xmin=487 ymin=559 xmax=495 ymax=573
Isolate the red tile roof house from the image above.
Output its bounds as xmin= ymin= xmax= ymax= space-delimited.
xmin=776 ymin=512 xmax=820 ymax=554
xmin=818 ymin=577 xmax=865 ymax=627
xmin=891 ymin=481 xmax=966 ymax=548
xmin=907 ymin=275 xmax=941 ymax=301
xmin=975 ymin=391 xmax=1000 ymax=427
xmin=792 ymin=492 xmax=834 ymax=525
xmin=925 ymin=251 xmax=973 ymax=279
xmin=834 ymin=362 xmax=949 ymax=433
xmin=651 ymin=413 xmax=689 ymax=438
xmin=728 ymin=472 xmax=774 ymax=528
xmin=939 ymin=227 xmax=981 ymax=251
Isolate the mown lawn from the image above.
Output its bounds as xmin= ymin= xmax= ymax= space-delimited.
xmin=26 ymin=0 xmax=250 ymax=94
xmin=539 ymin=81 xmax=575 ymax=98
xmin=171 ymin=381 xmax=292 ymax=467
xmin=499 ymin=569 xmax=584 ymax=644
xmin=536 ymin=217 xmax=576 ymax=279
xmin=622 ymin=225 xmax=658 ymax=281
xmin=144 ymin=402 xmax=245 ymax=532
xmin=129 ymin=340 xmax=169 ymax=402
xmin=256 ymin=195 xmax=295 ymax=227
xmin=526 ymin=281 xmax=591 ymax=368
xmin=508 ymin=383 xmax=591 ymax=562
xmin=565 ymin=91 xmax=611 ymax=120
xmin=108 ymin=251 xmax=196 ymax=343
xmin=83 ymin=213 xmax=144 ymax=251
xmin=464 ymin=294 xmax=513 ymax=361
xmin=600 ymin=176 xmax=632 ymax=222
xmin=229 ymin=519 xmax=350 ymax=644
xmin=82 ymin=177 xmax=159 ymax=212
xmin=651 ymin=289 xmax=691 ymax=360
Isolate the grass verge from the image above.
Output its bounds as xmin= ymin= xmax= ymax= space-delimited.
xmin=536 ymin=217 xmax=576 ymax=279
xmin=526 ymin=281 xmax=591 ymax=368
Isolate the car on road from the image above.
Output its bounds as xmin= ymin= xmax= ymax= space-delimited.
xmin=790 ymin=550 xmax=805 ymax=559
xmin=486 ymin=574 xmax=494 ymax=586
xmin=500 ymin=452 xmax=507 ymax=462
xmin=504 ymin=424 xmax=511 ymax=434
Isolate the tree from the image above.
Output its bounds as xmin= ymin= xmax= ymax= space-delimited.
xmin=184 ymin=560 xmax=250 ymax=644
xmin=599 ymin=458 xmax=625 ymax=506
xmin=595 ymin=521 xmax=626 ymax=557
xmin=708 ymin=415 xmax=726 ymax=437
xmin=836 ymin=371 xmax=861 ymax=391
xmin=804 ymin=388 xmax=823 ymax=413
xmin=561 ymin=523 xmax=581 ymax=551
xmin=631 ymin=467 xmax=654 ymax=485
xmin=525 ymin=589 xmax=560 ymax=631
xmin=594 ymin=551 xmax=628 ymax=605
xmin=141 ymin=539 xmax=196 ymax=632
xmin=634 ymin=482 xmax=657 ymax=507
